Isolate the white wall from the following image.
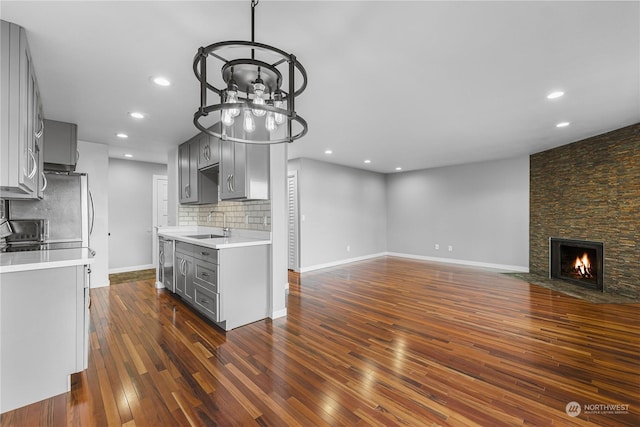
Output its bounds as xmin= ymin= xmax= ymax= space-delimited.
xmin=386 ymin=156 xmax=529 ymax=270
xmin=108 ymin=158 xmax=167 ymax=272
xmin=75 ymin=141 xmax=109 ymax=287
xmin=288 ymin=158 xmax=388 ymax=271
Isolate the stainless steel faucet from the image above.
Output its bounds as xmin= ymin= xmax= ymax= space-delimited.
xmin=208 ymin=211 xmax=229 ymax=237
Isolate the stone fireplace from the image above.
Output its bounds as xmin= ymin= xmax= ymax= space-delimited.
xmin=549 ymin=238 xmax=604 ymax=291
xmin=530 ymin=123 xmax=640 ymax=299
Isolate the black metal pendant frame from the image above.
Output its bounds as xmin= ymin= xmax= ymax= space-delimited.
xmin=193 ymin=39 xmax=308 ymax=144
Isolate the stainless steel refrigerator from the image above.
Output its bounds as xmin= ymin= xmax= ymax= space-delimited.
xmin=9 ymin=172 xmax=93 ymax=249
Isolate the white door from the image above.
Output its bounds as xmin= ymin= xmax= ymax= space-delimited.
xmin=152 ymin=175 xmax=168 ymax=268
xmin=288 ymin=171 xmax=299 ymax=271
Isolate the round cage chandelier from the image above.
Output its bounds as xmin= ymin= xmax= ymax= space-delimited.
xmin=193 ymin=0 xmax=308 ymax=144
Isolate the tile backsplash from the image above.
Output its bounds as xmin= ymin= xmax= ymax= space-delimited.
xmin=178 ymin=200 xmax=271 ymax=231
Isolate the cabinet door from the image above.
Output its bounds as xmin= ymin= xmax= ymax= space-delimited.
xmin=34 ymin=82 xmax=44 ymax=198
xmin=220 ymin=140 xmax=247 ymax=200
xmin=178 ymin=142 xmax=193 ymax=203
xmin=188 ymin=139 xmax=199 ymax=202
xmin=19 ymin=31 xmax=37 ymax=194
xmin=175 ymin=254 xmax=187 ymax=296
xmin=198 ymin=133 xmax=219 ymax=170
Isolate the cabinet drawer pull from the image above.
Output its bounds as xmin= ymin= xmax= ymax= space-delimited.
xmin=200 ymin=251 xmax=209 ymax=256
xmin=198 ymin=297 xmax=209 ymax=304
xmin=201 ymin=272 xmax=209 ymax=277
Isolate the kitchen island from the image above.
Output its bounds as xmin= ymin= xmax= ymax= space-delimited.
xmin=157 ymin=227 xmax=271 ymax=331
xmin=0 ymin=248 xmax=93 ymax=413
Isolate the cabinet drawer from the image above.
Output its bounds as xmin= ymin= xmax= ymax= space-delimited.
xmin=193 ymin=284 xmax=220 ymax=322
xmin=193 ymin=246 xmax=218 ymax=264
xmin=175 ymin=241 xmax=194 ymax=256
xmin=194 ymin=261 xmax=217 ymax=293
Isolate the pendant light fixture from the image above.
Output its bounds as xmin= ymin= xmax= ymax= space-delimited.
xmin=193 ymin=0 xmax=308 ymax=144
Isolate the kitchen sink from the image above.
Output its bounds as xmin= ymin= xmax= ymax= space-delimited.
xmin=185 ymin=234 xmax=225 ymax=239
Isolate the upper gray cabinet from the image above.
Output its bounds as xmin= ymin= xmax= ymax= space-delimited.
xmin=1 ymin=20 xmax=42 ymax=199
xmin=219 ymin=140 xmax=269 ymax=201
xmin=178 ymin=134 xmax=218 ymax=205
xmin=198 ymin=132 xmax=220 ymax=171
xmin=43 ymin=119 xmax=78 ymax=172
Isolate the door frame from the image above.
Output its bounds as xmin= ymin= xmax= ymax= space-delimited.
xmin=152 ymin=174 xmax=168 ymax=268
xmin=288 ymin=170 xmax=300 ymax=272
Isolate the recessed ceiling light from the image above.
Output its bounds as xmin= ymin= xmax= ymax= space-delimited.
xmin=116 ymin=133 xmax=128 ymax=139
xmin=556 ymin=121 xmax=570 ymax=128
xmin=395 ymin=167 xmax=402 ymax=171
xmin=324 ymin=149 xmax=333 ymax=155
xmin=124 ymin=154 xmax=133 ymax=158
xmin=364 ymin=159 xmax=371 ymax=164
xmin=129 ymin=112 xmax=144 ymax=119
xmin=152 ymin=76 xmax=171 ymax=87
xmin=547 ymin=91 xmax=564 ymax=99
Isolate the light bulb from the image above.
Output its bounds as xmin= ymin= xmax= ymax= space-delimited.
xmin=243 ymin=109 xmax=255 ymax=133
xmin=221 ymin=108 xmax=234 ymax=126
xmin=226 ymin=89 xmax=240 ymax=117
xmin=273 ymin=90 xmax=285 ymax=125
xmin=252 ymin=80 xmax=266 ymax=117
xmin=265 ymin=112 xmax=277 ymax=132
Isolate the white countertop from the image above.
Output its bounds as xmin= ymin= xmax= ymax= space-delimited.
xmin=0 ymin=247 xmax=95 ymax=274
xmin=158 ymin=226 xmax=271 ymax=249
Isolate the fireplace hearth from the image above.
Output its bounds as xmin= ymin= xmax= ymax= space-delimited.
xmin=549 ymin=238 xmax=604 ymax=291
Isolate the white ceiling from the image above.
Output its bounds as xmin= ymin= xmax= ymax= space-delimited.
xmin=2 ymin=1 xmax=639 ymax=173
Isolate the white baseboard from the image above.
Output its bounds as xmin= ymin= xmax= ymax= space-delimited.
xmin=109 ymin=264 xmax=155 ymax=274
xmin=386 ymin=252 xmax=529 ymax=273
xmin=271 ymin=308 xmax=287 ymax=319
xmin=155 ymin=281 xmax=164 ymax=289
xmin=298 ymin=252 xmax=528 ymax=274
xmin=90 ymin=280 xmax=110 ymax=288
xmin=299 ymin=252 xmax=387 ymax=273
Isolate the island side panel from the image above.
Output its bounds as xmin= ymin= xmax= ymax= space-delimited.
xmin=219 ymin=245 xmax=270 ymax=330
xmin=0 ymin=266 xmax=81 ymax=413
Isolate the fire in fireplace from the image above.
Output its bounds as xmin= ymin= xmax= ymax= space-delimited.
xmin=549 ymin=238 xmax=604 ymax=291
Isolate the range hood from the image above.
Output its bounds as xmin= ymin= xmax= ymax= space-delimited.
xmin=43 ymin=119 xmax=78 ymax=172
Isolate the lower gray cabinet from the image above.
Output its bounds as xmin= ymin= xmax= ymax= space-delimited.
xmin=174 ymin=242 xmax=194 ymax=302
xmin=170 ymin=240 xmax=269 ymax=330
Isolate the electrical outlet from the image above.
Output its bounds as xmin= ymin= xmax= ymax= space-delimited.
xmin=434 ymin=243 xmax=439 ymax=250
xmin=346 ymin=245 xmax=351 ymax=252
xmin=448 ymin=245 xmax=453 ymax=252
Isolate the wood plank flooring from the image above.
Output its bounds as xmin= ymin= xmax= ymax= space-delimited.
xmin=1 ymin=256 xmax=638 ymax=426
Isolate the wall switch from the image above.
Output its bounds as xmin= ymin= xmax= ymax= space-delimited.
xmin=434 ymin=243 xmax=439 ymax=250
xmin=448 ymin=245 xmax=453 ymax=252
xmin=301 ymin=214 xmax=306 ymax=221
xmin=346 ymin=245 xmax=351 ymax=252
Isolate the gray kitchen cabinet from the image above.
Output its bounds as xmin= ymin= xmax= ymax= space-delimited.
xmin=43 ymin=119 xmax=78 ymax=172
xmin=1 ymin=20 xmax=41 ymax=199
xmin=178 ymin=135 xmax=218 ymax=204
xmin=169 ymin=240 xmax=269 ymax=330
xmin=174 ymin=241 xmax=194 ymax=302
xmin=198 ymin=132 xmax=220 ymax=170
xmin=219 ymin=140 xmax=269 ymax=200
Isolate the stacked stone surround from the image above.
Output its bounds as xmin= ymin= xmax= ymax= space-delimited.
xmin=178 ymin=200 xmax=271 ymax=231
xmin=530 ymin=123 xmax=640 ymax=298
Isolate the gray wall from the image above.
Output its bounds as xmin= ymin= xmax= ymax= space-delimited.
xmin=108 ymin=158 xmax=167 ymax=272
xmin=289 ymin=158 xmax=387 ymax=271
xmin=386 ymin=156 xmax=529 ymax=269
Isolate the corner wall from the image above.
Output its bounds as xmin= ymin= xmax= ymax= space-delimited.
xmin=288 ymin=158 xmax=388 ymax=271
xmin=530 ymin=123 xmax=640 ymax=298
xmin=386 ymin=156 xmax=530 ymax=270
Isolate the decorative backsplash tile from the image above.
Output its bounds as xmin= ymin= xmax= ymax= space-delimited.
xmin=178 ymin=200 xmax=271 ymax=231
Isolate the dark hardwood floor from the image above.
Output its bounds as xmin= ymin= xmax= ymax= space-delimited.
xmin=2 ymin=257 xmax=638 ymax=426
